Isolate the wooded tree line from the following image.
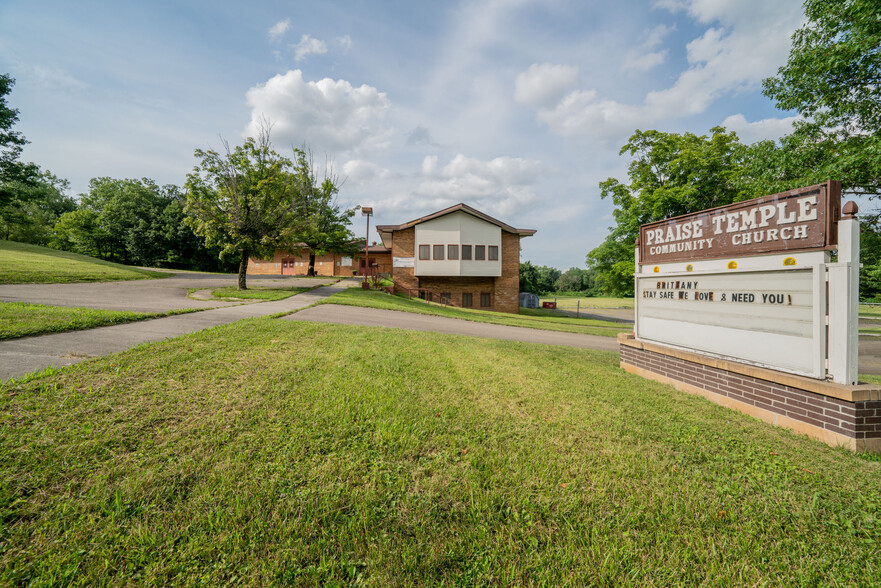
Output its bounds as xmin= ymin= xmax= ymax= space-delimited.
xmin=0 ymin=76 xmax=356 ymax=285
xmin=587 ymin=0 xmax=881 ymax=300
xmin=519 ymin=263 xmax=600 ymax=296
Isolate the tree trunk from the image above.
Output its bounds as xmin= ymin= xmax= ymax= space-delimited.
xmin=308 ymin=251 xmax=316 ymax=277
xmin=238 ymin=248 xmax=248 ymax=290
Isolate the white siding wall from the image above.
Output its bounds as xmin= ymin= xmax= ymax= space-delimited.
xmin=415 ymin=211 xmax=502 ymax=276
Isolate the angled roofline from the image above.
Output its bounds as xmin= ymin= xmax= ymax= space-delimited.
xmin=375 ymin=202 xmax=537 ymax=236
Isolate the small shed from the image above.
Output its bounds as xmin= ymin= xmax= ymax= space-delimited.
xmin=519 ymin=292 xmax=539 ymax=308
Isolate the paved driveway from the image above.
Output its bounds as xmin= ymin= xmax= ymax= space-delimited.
xmin=0 ymin=271 xmax=338 ymax=312
xmin=0 ymin=280 xmax=358 ymax=381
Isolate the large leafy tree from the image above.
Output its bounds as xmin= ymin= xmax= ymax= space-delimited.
xmin=587 ymin=127 xmax=750 ymax=295
xmin=185 ymin=129 xmax=297 ymax=289
xmin=52 ymin=177 xmax=181 ymax=266
xmin=286 ymin=150 xmax=357 ymax=276
xmin=763 ymin=0 xmax=881 ymax=135
xmin=0 ymin=74 xmax=39 ymax=206
xmin=762 ymin=0 xmax=881 ymax=198
xmin=0 ymin=170 xmax=75 ymax=244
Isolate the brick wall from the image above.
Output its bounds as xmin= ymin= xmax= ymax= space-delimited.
xmin=619 ymin=335 xmax=881 ymax=451
xmin=391 ymin=228 xmax=418 ymax=291
xmin=247 ymin=250 xmax=285 ymax=275
xmin=495 ymin=232 xmax=521 ymax=313
xmin=418 ymin=276 xmax=496 ymax=308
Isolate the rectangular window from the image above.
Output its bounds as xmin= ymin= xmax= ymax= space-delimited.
xmin=441 ymin=292 xmax=451 ymax=304
xmin=418 ymin=244 xmax=430 ymax=260
xmin=480 ymin=293 xmax=491 ymax=307
xmin=448 ymin=244 xmax=459 ymax=260
xmin=475 ymin=245 xmax=486 ymax=260
xmin=462 ymin=293 xmax=473 ymax=307
xmin=461 ymin=245 xmax=472 ymax=260
xmin=488 ymin=245 xmax=499 ymax=261
xmin=433 ymin=244 xmax=445 ymax=260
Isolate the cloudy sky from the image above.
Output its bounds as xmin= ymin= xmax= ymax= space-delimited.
xmin=1 ymin=0 xmax=806 ymax=268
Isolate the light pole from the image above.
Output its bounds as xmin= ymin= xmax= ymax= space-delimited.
xmin=361 ymin=206 xmax=373 ymax=287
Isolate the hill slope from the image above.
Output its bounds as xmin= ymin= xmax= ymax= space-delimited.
xmin=0 ymin=240 xmax=166 ymax=284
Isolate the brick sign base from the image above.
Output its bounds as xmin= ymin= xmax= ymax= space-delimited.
xmin=618 ymin=334 xmax=881 ymax=453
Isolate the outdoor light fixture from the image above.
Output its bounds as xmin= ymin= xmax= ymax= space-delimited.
xmin=361 ymin=206 xmax=373 ymax=287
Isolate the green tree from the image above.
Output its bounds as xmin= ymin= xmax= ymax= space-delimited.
xmin=536 ymin=265 xmax=561 ymax=294
xmin=185 ymin=129 xmax=297 ymax=289
xmin=0 ymin=74 xmax=39 ymax=206
xmin=761 ymin=0 xmax=881 ymax=198
xmin=286 ymin=150 xmax=357 ymax=276
xmin=555 ymin=267 xmax=597 ymax=294
xmin=587 ymin=127 xmax=750 ymax=296
xmin=519 ymin=261 xmax=540 ymax=295
xmin=0 ymin=170 xmax=75 ymax=244
xmin=763 ymin=0 xmax=881 ymax=135
xmin=51 ymin=208 xmax=108 ymax=258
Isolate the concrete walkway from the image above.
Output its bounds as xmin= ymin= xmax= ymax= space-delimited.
xmin=286 ymin=304 xmax=621 ymax=351
xmin=0 ymin=280 xmax=357 ymax=381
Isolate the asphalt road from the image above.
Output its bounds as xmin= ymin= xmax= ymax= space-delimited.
xmin=1 ymin=271 xmax=879 ymax=381
xmin=0 ymin=272 xmax=338 ymax=312
xmin=0 ymin=278 xmax=355 ymax=381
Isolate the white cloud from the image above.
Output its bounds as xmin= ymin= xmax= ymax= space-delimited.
xmin=291 ymin=34 xmax=327 ymax=61
xmin=337 ymin=35 xmax=353 ymax=51
xmin=621 ymin=24 xmax=674 ymax=73
xmin=527 ymin=0 xmax=803 ymax=140
xmin=268 ymin=19 xmax=290 ymax=41
xmin=245 ymin=70 xmax=392 ymax=155
xmin=27 ymin=65 xmax=87 ymax=91
xmin=721 ymin=113 xmax=799 ymax=143
xmin=342 ymin=159 xmax=392 ymax=185
xmin=535 ymin=90 xmax=647 ymax=140
xmin=413 ymin=153 xmax=543 ymax=216
xmin=514 ymin=63 xmax=579 ymax=108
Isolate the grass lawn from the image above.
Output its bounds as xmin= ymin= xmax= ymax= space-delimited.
xmin=0 ymin=302 xmax=192 ymax=340
xmin=210 ymin=286 xmax=311 ymax=301
xmin=861 ymin=305 xmax=881 ymax=319
xmin=1 ymin=319 xmax=879 ymax=585
xmin=862 ymin=373 xmax=881 ymax=385
xmin=320 ymin=288 xmax=632 ymax=337
xmin=539 ymin=295 xmax=634 ymax=309
xmin=0 ymin=241 xmax=165 ymax=284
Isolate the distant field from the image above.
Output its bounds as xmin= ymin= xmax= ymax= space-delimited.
xmin=0 ymin=240 xmax=165 ymax=284
xmin=539 ymin=295 xmax=634 ymax=309
xmin=1 ymin=319 xmax=879 ymax=585
xmin=862 ymin=305 xmax=881 ymax=318
xmin=319 ymin=289 xmax=632 ymax=337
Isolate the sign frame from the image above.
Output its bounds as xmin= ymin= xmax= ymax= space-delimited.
xmin=638 ymin=181 xmax=841 ymax=265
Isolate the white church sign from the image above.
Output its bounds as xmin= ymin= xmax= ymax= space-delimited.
xmin=634 ymin=181 xmax=860 ymax=384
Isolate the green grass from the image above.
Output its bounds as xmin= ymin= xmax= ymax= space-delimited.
xmin=861 ymin=374 xmax=881 ymax=385
xmin=210 ymin=286 xmax=311 ymax=301
xmin=0 ymin=301 xmax=194 ymax=339
xmin=1 ymin=319 xmax=880 ymax=585
xmin=320 ymin=288 xmax=632 ymax=337
xmin=861 ymin=304 xmax=881 ymax=318
xmin=0 ymin=240 xmax=165 ymax=284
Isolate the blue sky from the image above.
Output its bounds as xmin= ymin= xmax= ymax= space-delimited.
xmin=1 ymin=0 xmax=806 ymax=269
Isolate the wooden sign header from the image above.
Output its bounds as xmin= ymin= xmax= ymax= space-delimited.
xmin=639 ymin=182 xmax=841 ymax=265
